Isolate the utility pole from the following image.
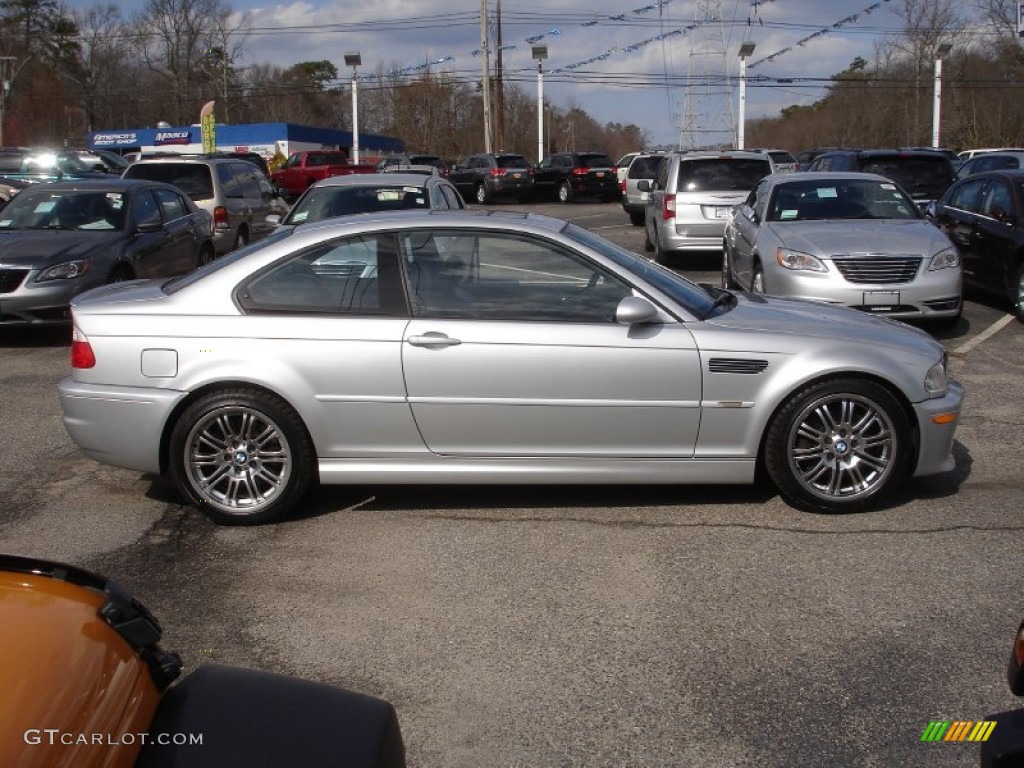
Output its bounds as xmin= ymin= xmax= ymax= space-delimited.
xmin=479 ymin=0 xmax=493 ymax=153
xmin=494 ymin=0 xmax=505 ymax=150
xmin=0 ymin=57 xmax=16 ymax=148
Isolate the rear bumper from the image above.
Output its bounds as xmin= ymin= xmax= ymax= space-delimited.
xmin=58 ymin=378 xmax=187 ymax=474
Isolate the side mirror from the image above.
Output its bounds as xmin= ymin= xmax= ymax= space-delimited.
xmin=265 ymin=214 xmax=281 ymax=226
xmin=615 ymin=296 xmax=659 ymax=325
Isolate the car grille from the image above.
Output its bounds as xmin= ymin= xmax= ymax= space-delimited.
xmin=0 ymin=268 xmax=29 ymax=293
xmin=831 ymin=255 xmax=922 ymax=285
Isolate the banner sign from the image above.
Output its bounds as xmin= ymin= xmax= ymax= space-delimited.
xmin=200 ymin=101 xmax=216 ymax=154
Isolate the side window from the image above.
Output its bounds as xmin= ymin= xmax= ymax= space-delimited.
xmin=751 ymin=180 xmax=770 ymax=220
xmin=153 ymin=188 xmax=187 ymax=221
xmin=654 ymin=158 xmax=670 ymax=190
xmin=237 ymin=233 xmax=407 ymax=316
xmin=237 ymin=167 xmax=261 ymax=198
xmin=131 ymin=190 xmax=162 ymax=229
xmin=950 ymin=179 xmax=985 ymax=212
xmin=218 ymin=164 xmax=243 ymax=198
xmin=440 ymin=184 xmax=464 ymax=209
xmin=980 ymin=180 xmax=1013 ymax=219
xmin=400 ymin=229 xmax=633 ymax=323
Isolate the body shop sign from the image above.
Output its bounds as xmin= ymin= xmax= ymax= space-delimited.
xmin=154 ymin=131 xmax=192 ymax=146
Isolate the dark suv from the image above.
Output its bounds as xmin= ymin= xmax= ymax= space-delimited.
xmin=532 ymin=151 xmax=619 ymax=203
xmin=449 ymin=153 xmax=534 ymax=204
xmin=805 ymin=149 xmax=956 ymax=211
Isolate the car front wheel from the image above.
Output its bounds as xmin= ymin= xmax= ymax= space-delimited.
xmin=557 ymin=181 xmax=573 ymax=204
xmin=169 ymin=388 xmax=314 ymax=525
xmin=751 ymin=263 xmax=766 ymax=294
xmin=764 ymin=378 xmax=912 ymax=513
xmin=721 ymin=243 xmax=738 ymax=289
xmin=475 ymin=184 xmax=491 ymax=205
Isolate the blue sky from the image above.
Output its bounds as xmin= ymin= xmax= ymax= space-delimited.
xmin=117 ymin=0 xmax=970 ymax=146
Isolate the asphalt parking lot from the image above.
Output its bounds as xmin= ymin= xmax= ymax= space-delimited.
xmin=2 ymin=200 xmax=1022 ymax=767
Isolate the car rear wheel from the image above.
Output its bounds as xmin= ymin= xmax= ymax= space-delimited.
xmin=233 ymin=228 xmax=249 ymax=251
xmin=628 ymin=211 xmax=644 ymax=226
xmin=197 ymin=243 xmax=216 ymax=268
xmin=643 ymin=227 xmax=654 ymax=252
xmin=1015 ymin=263 xmax=1024 ymax=323
xmin=764 ymin=378 xmax=911 ymax=513
xmin=557 ymin=181 xmax=573 ymax=204
xmin=169 ymin=388 xmax=314 ymax=525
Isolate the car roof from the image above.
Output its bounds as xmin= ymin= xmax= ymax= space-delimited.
xmin=310 ymin=172 xmax=440 ymax=188
xmin=291 ymin=208 xmax=567 ymax=239
xmin=954 ymin=168 xmax=1024 ymax=180
xmin=675 ymin=150 xmax=772 ymax=161
xmin=13 ymin=178 xmax=181 ymax=193
xmin=768 ymin=171 xmax=893 ymax=184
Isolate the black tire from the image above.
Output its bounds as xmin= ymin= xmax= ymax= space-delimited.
xmin=721 ymin=243 xmax=738 ymax=289
xmin=107 ymin=265 xmax=134 ymax=283
xmin=168 ymin=388 xmax=314 ymax=525
xmin=652 ymin=231 xmax=668 ymax=265
xmin=557 ymin=181 xmax=573 ymax=204
xmin=764 ymin=378 xmax=912 ymax=513
xmin=643 ymin=227 xmax=654 ymax=253
xmin=233 ymin=227 xmax=249 ymax=251
xmin=197 ymin=243 xmax=216 ymax=268
xmin=628 ymin=210 xmax=645 ymax=227
xmin=928 ymin=309 xmax=962 ymax=332
xmin=1014 ymin=263 xmax=1024 ymax=323
xmin=475 ymin=184 xmax=491 ymax=205
xmin=751 ymin=263 xmax=766 ymax=294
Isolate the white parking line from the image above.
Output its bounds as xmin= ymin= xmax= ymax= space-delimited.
xmin=952 ymin=313 xmax=1015 ymax=356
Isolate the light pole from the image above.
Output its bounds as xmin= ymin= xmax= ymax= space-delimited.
xmin=532 ymin=45 xmax=548 ymax=164
xmin=344 ymin=52 xmax=362 ymax=163
xmin=737 ymin=42 xmax=756 ymax=150
xmin=932 ymin=43 xmax=952 ymax=149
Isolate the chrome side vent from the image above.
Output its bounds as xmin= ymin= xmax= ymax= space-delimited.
xmin=708 ymin=358 xmax=769 ymax=374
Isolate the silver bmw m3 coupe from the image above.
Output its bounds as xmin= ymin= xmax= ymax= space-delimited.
xmin=58 ymin=209 xmax=963 ymax=524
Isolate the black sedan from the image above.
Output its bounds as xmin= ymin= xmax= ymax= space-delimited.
xmin=0 ymin=179 xmax=214 ymax=325
xmin=930 ymin=169 xmax=1024 ymax=321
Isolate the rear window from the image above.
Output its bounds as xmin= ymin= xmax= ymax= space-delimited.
xmin=857 ymin=157 xmax=953 ymax=196
xmin=578 ymin=155 xmax=614 ymax=168
xmin=410 ymin=155 xmax=446 ymax=168
xmin=628 ymin=156 xmax=664 ymax=179
xmin=768 ymin=151 xmax=796 ymax=164
xmin=675 ymin=158 xmax=771 ymax=192
xmin=124 ymin=163 xmax=214 ymax=200
xmin=496 ymin=155 xmax=530 ymax=169
xmin=284 ymin=185 xmax=429 ymax=224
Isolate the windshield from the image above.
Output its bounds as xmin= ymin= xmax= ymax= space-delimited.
xmin=767 ymin=179 xmax=921 ymax=222
xmin=562 ymin=223 xmax=717 ymax=318
xmin=284 ymin=185 xmax=430 ymax=224
xmin=0 ymin=189 xmax=126 ymax=230
xmin=858 ymin=157 xmax=953 ymax=196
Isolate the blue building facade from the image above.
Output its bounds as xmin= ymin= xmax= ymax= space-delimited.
xmin=88 ymin=122 xmax=403 ymax=161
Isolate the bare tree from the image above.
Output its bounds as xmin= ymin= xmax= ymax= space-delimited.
xmin=56 ymin=5 xmax=132 ymax=132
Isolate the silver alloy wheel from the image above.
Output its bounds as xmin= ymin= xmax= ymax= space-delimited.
xmin=558 ymin=182 xmax=571 ymax=203
xmin=475 ymin=184 xmax=488 ymax=204
xmin=1017 ymin=265 xmax=1024 ymax=321
xmin=785 ymin=391 xmax=897 ymax=502
xmin=183 ymin=405 xmax=291 ymax=516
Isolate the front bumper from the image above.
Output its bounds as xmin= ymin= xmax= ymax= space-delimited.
xmin=0 ymin=270 xmax=105 ymax=325
xmin=58 ymin=378 xmax=187 ymax=474
xmin=911 ymin=379 xmax=964 ymax=477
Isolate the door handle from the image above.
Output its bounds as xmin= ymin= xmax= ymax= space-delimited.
xmin=407 ymin=333 xmax=462 ymax=348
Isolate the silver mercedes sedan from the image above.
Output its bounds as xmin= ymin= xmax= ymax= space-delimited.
xmin=723 ymin=172 xmax=963 ymax=329
xmin=58 ymin=210 xmax=963 ymax=525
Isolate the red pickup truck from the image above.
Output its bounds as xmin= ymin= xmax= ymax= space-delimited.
xmin=270 ymin=150 xmax=376 ymax=200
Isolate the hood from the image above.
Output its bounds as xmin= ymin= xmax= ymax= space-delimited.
xmin=707 ymin=292 xmax=941 ymax=356
xmin=767 ymin=219 xmax=950 ymax=256
xmin=0 ymin=230 xmax=122 ymax=268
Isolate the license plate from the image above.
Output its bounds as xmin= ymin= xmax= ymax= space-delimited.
xmin=595 ymin=171 xmax=605 ymax=178
xmin=863 ymin=291 xmax=899 ymax=307
xmin=511 ymin=173 xmax=521 ymax=179
xmin=714 ymin=206 xmax=731 ymax=218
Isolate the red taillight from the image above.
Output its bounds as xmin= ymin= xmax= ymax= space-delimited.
xmin=662 ymin=193 xmax=676 ymax=221
xmin=619 ymin=179 xmax=627 ymax=192
xmin=489 ymin=168 xmax=505 ymax=177
xmin=71 ymin=327 xmax=95 ymax=369
xmin=572 ymin=167 xmax=588 ymax=176
xmin=213 ymin=205 xmax=230 ymax=231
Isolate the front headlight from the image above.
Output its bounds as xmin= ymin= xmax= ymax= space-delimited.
xmin=775 ymin=247 xmax=827 ymax=273
xmin=924 ymin=353 xmax=948 ymax=397
xmin=35 ymin=259 xmax=91 ymax=282
xmin=928 ymin=247 xmax=960 ymax=270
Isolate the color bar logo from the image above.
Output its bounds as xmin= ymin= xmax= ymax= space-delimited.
xmin=921 ymin=720 xmax=997 ymax=742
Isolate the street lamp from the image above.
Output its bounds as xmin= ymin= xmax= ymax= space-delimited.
xmin=932 ymin=43 xmax=953 ymax=149
xmin=737 ymin=42 xmax=756 ymax=150
xmin=532 ymin=45 xmax=548 ymax=164
xmin=344 ymin=52 xmax=362 ymax=163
